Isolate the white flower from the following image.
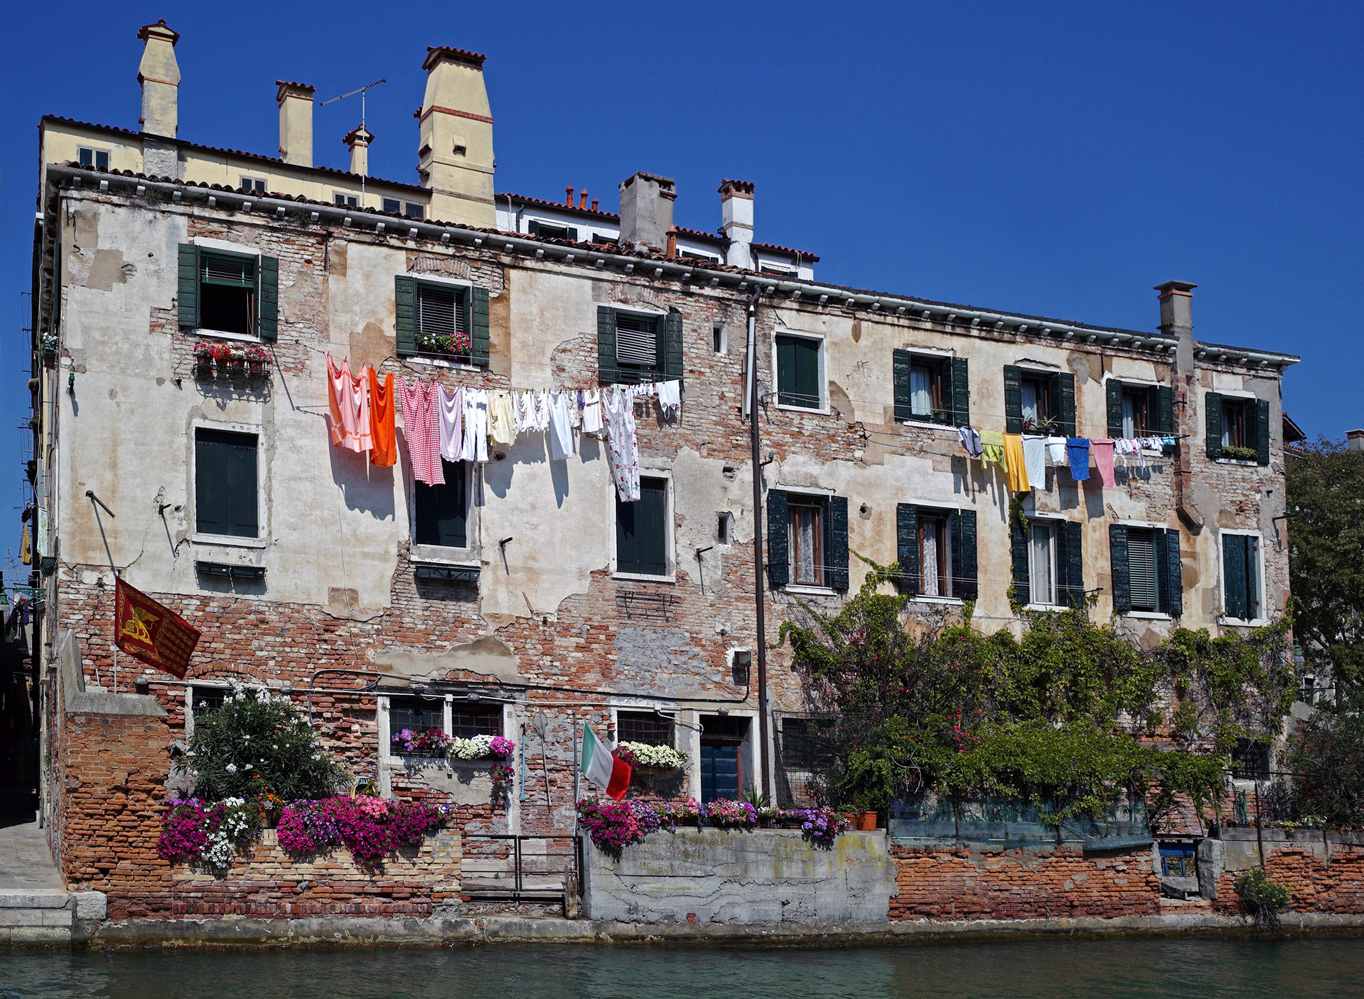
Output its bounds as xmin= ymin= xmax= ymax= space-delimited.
xmin=311 ymin=754 xmax=320 ymax=761
xmin=243 ymin=735 xmax=250 ymax=742
xmin=244 ymin=764 xmax=253 ymax=770
xmin=225 ymin=763 xmax=238 ymax=773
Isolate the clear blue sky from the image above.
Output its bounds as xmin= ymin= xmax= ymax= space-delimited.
xmin=1 ymin=1 xmax=1359 ymax=580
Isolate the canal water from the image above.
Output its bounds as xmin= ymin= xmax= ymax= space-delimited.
xmin=2 ymin=936 xmax=1362 ymax=998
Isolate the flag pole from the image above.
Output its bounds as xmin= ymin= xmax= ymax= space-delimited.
xmin=87 ymin=490 xmax=120 ymax=693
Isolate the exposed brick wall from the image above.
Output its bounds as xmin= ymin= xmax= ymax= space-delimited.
xmin=1213 ymin=842 xmax=1364 ymax=916
xmin=889 ymin=845 xmax=1162 ymax=921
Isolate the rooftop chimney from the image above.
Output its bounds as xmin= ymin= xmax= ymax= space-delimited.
xmin=417 ymin=46 xmax=495 ymax=227
xmin=344 ymin=125 xmax=373 ymax=178
xmin=1348 ymin=430 xmax=1364 ymax=452
xmin=276 ymin=81 xmax=315 ymax=167
xmin=719 ymin=179 xmax=755 ymax=269
xmin=1156 ymin=280 xmax=1197 ymax=373
xmin=619 ymin=172 xmax=676 ymax=250
xmin=137 ymin=20 xmax=180 ymax=138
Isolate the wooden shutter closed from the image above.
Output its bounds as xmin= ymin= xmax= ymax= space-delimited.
xmin=1128 ymin=529 xmax=1158 ymax=611
xmin=257 ymin=255 xmax=278 ymax=341
xmin=663 ymin=312 xmax=684 ymax=380
xmin=1223 ymin=534 xmax=1247 ymax=619
xmin=597 ymin=306 xmax=618 ymax=384
xmin=826 ymin=495 xmax=849 ymax=591
xmin=195 ymin=429 xmax=258 ymax=539
xmin=1106 ymin=380 xmax=1124 ymax=438
xmin=177 ymin=243 xmax=200 ymax=327
xmin=1109 ymin=524 xmax=1131 ymax=613
xmin=1165 ymin=528 xmax=1183 ymax=616
xmin=1010 ymin=514 xmax=1030 ymax=607
xmin=1054 ymin=372 xmax=1077 ymax=437
xmin=395 ymin=276 xmax=417 ymax=356
xmin=1255 ymin=399 xmax=1270 ymax=465
xmin=766 ymin=490 xmax=789 ymax=589
xmin=896 ymin=503 xmax=919 ymax=595
xmin=470 ymin=286 xmax=490 ymax=367
xmin=1205 ymin=392 xmax=1223 ymax=459
xmin=950 ymin=357 xmax=970 ymax=427
xmin=893 ymin=349 xmax=912 ymax=422
xmin=1004 ymin=365 xmax=1023 ymax=434
xmin=951 ymin=508 xmax=978 ymax=601
xmin=1058 ymin=521 xmax=1084 ymax=609
xmin=1157 ymin=385 xmax=1174 ymax=435
xmin=616 ymin=477 xmax=668 ymax=575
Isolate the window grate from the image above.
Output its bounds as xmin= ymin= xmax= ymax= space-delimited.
xmin=617 ymin=711 xmax=673 ymax=746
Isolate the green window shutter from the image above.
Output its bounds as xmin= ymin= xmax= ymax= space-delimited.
xmin=1157 ymin=386 xmax=1174 ymax=435
xmin=1165 ymin=528 xmax=1183 ymax=617
xmin=1255 ymin=399 xmax=1270 ymax=465
xmin=195 ymin=429 xmax=258 ymax=539
xmin=776 ymin=335 xmax=820 ymax=409
xmin=952 ymin=508 xmax=978 ymax=601
xmin=1004 ymin=365 xmax=1023 ymax=434
xmin=662 ymin=312 xmax=684 ymax=380
xmin=1054 ymin=372 xmax=1076 ymax=437
xmin=1205 ymin=392 xmax=1223 ymax=459
xmin=1106 ymin=380 xmax=1124 ymax=438
xmin=1109 ymin=524 xmax=1131 ymax=613
xmin=1059 ymin=521 xmax=1084 ymax=608
xmin=470 ymin=286 xmax=491 ymax=367
xmin=597 ymin=306 xmax=618 ymax=385
xmin=766 ymin=490 xmax=789 ymax=589
xmin=827 ymin=495 xmax=849 ymax=591
xmin=1010 ymin=514 xmax=1030 ymax=607
xmin=950 ymin=356 xmax=970 ymax=427
xmin=414 ymin=460 xmax=469 ymax=548
xmin=1223 ymin=534 xmax=1247 ymax=619
xmin=256 ymin=255 xmax=279 ymax=341
xmin=395 ymin=276 xmax=417 ymax=356
xmin=895 ymin=503 xmax=919 ymax=596
xmin=893 ymin=349 xmax=912 ymax=422
xmin=177 ymin=243 xmax=200 ymax=327
xmin=566 ymin=226 xmax=579 ymax=241
xmin=616 ymin=477 xmax=668 ymax=575
xmin=527 ymin=220 xmax=541 ymax=235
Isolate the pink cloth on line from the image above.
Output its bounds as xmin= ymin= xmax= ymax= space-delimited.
xmin=1090 ymin=438 xmax=1116 ymax=487
xmin=398 ymin=378 xmax=445 ymax=486
xmin=326 ymin=355 xmax=372 ymax=453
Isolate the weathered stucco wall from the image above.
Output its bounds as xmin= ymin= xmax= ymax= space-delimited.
xmin=582 ymin=829 xmax=896 ymax=926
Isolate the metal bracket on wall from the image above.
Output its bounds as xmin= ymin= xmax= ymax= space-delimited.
xmin=615 ymin=590 xmax=674 ymax=621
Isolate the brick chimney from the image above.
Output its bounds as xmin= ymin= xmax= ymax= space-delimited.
xmin=344 ymin=125 xmax=373 ymax=178
xmin=1348 ymin=430 xmax=1364 ymax=452
xmin=137 ymin=20 xmax=180 ymax=137
xmin=619 ymin=172 xmax=676 ymax=251
xmin=1157 ymin=280 xmax=1201 ymax=536
xmin=719 ymin=179 xmax=755 ymax=269
xmin=276 ymin=81 xmax=315 ymax=167
xmin=1156 ymin=280 xmax=1197 ymax=373
xmin=417 ymin=47 xmax=495 ymax=227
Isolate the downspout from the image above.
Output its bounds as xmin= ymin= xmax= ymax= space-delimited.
xmin=747 ymin=287 xmax=771 ymax=796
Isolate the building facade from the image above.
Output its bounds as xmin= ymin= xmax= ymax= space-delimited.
xmin=29 ymin=22 xmax=1297 ymax=891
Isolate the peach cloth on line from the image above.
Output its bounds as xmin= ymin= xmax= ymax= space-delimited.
xmin=368 ymin=368 xmax=397 ymax=467
xmin=326 ymin=354 xmax=372 ymax=453
xmin=1003 ymin=433 xmax=1030 ymax=492
xmin=1090 ymin=438 xmax=1117 ymax=487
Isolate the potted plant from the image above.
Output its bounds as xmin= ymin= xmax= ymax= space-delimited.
xmin=224 ymin=347 xmax=248 ymax=378
xmin=245 ymin=344 xmax=271 ymax=379
xmin=391 ymin=727 xmax=453 ymax=758
xmin=613 ymin=741 xmax=689 ymax=772
xmin=194 ymin=342 xmax=216 ymax=379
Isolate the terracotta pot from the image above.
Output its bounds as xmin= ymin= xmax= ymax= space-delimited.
xmin=857 ymin=810 xmax=878 ymax=831
xmin=248 ymin=359 xmax=267 ymax=379
xmin=841 ymin=812 xmax=857 ymax=828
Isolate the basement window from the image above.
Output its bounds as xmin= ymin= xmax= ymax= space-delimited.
xmin=78 ymin=147 xmax=110 ymax=170
xmin=616 ymin=710 xmax=674 ymax=747
xmin=382 ymin=198 xmax=425 ymax=220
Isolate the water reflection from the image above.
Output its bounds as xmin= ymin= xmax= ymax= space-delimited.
xmin=1 ymin=936 xmax=1362 ymax=999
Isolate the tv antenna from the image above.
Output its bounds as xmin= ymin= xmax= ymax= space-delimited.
xmin=320 ymin=78 xmax=386 ymax=200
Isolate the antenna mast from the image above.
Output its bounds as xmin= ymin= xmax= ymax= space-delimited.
xmin=320 ymin=78 xmax=387 ymax=203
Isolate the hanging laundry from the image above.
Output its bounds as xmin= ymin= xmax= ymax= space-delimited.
xmin=326 ymin=355 xmax=372 ymax=453
xmin=657 ymin=380 xmax=682 ymax=420
xmin=438 ymin=384 xmax=463 ymax=462
xmin=398 ymin=378 xmax=445 ymax=486
xmin=1066 ymin=438 xmax=1091 ymax=481
xmin=488 ymin=390 xmax=517 ymax=446
xmin=1022 ymin=435 xmax=1047 ymax=488
xmin=958 ymin=426 xmax=982 ymax=458
xmin=1139 ymin=436 xmax=1165 ymax=453
xmin=603 ymin=385 xmax=641 ymax=502
xmin=1003 ymin=434 xmax=1029 ymax=492
xmin=514 ymin=390 xmax=535 ymax=434
xmin=1090 ymin=438 xmax=1116 ymax=487
xmin=1045 ymin=436 xmax=1068 ymax=466
xmin=368 ymin=369 xmax=397 ymax=467
xmin=581 ymin=388 xmax=604 ymax=436
xmin=548 ymin=390 xmax=576 ymax=461
xmin=462 ymin=388 xmax=490 ymax=463
xmin=979 ymin=430 xmax=1006 ymax=467
xmin=531 ymin=389 xmax=551 ymax=432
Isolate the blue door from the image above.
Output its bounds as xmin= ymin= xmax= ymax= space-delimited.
xmin=700 ymin=742 xmax=741 ymax=803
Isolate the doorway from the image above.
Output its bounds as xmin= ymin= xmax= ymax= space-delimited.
xmin=699 ymin=715 xmax=749 ymax=803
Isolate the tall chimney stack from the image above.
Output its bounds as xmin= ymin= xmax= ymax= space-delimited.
xmin=137 ymin=20 xmax=180 ymax=137
xmin=276 ymin=81 xmax=316 ymax=167
xmin=618 ymin=172 xmax=676 ymax=250
xmin=1347 ymin=430 xmax=1364 ymax=452
xmin=1157 ymin=280 xmax=1201 ymax=537
xmin=719 ymin=179 xmax=755 ymax=269
xmin=345 ymin=125 xmax=373 ymax=178
xmin=417 ymin=46 xmax=495 ymax=227
xmin=1156 ymin=280 xmax=1197 ymax=373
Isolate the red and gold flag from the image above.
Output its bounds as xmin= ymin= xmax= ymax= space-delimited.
xmin=114 ymin=578 xmax=201 ymax=679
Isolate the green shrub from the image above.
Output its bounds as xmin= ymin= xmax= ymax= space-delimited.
xmin=1235 ymin=868 xmax=1290 ymax=929
xmin=189 ymin=681 xmax=346 ymax=802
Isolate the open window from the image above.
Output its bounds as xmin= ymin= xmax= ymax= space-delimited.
xmin=177 ymin=244 xmax=278 ymax=340
xmin=395 ymin=276 xmax=490 ymax=366
xmin=527 ymin=219 xmax=578 ymax=240
xmin=767 ymin=490 xmax=849 ymax=592
xmin=1110 ymin=525 xmax=1182 ymax=616
xmin=1004 ymin=366 xmax=1075 ymax=435
xmin=597 ymin=307 xmax=683 ymax=385
xmin=414 ymin=459 xmax=469 ymax=549
xmin=894 ymin=350 xmax=969 ymax=426
xmin=1011 ymin=516 xmax=1084 ymax=608
xmin=1106 ymin=380 xmax=1173 ymax=437
xmin=1205 ymin=393 xmax=1270 ymax=464
xmin=895 ymin=504 xmax=978 ymax=600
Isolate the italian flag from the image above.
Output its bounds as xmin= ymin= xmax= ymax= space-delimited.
xmin=580 ymin=723 xmax=631 ymax=800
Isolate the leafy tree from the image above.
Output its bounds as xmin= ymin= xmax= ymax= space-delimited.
xmin=1287 ymin=438 xmax=1364 ymax=690
xmin=1286 ymin=688 xmax=1364 ymax=828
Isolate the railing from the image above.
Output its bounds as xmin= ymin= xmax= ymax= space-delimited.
xmin=460 ymin=833 xmax=581 ymax=903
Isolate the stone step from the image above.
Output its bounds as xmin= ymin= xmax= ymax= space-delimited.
xmin=0 ymin=890 xmax=70 ymax=909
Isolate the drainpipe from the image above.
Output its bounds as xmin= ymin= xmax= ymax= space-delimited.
xmin=746 ymin=288 xmax=771 ymax=796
